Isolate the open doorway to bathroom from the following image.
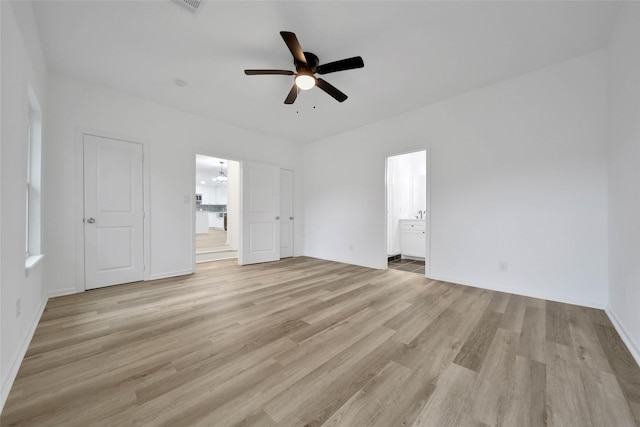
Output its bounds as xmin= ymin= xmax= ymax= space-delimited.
xmin=386 ymin=150 xmax=428 ymax=275
xmin=195 ymin=154 xmax=240 ymax=263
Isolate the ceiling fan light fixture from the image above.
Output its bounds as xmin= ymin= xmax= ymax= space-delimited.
xmin=295 ymin=73 xmax=316 ymax=90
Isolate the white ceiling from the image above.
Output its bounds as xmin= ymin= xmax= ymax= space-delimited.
xmin=31 ymin=1 xmax=620 ymax=144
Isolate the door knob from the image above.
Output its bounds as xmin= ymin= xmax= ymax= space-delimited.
xmin=275 ymin=216 xmax=280 ymax=220
xmin=87 ymin=218 xmax=96 ymax=224
xmin=289 ymin=216 xmax=294 ymax=220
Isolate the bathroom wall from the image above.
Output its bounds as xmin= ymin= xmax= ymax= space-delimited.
xmin=387 ymin=151 xmax=427 ymax=255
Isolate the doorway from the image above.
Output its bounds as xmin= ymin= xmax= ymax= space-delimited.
xmin=194 ymin=156 xmax=295 ymax=266
xmin=195 ymin=155 xmax=240 ymax=263
xmin=386 ymin=150 xmax=428 ymax=275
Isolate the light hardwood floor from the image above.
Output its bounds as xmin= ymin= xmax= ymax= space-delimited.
xmin=2 ymin=257 xmax=639 ymax=426
xmin=196 ymin=228 xmax=227 ymax=250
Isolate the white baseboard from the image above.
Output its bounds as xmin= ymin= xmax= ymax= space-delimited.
xmin=605 ymin=308 xmax=640 ymax=368
xmin=426 ymin=273 xmax=606 ymax=310
xmin=147 ymin=269 xmax=194 ymax=281
xmin=47 ymin=287 xmax=78 ymax=298
xmin=1 ymin=296 xmax=48 ymax=413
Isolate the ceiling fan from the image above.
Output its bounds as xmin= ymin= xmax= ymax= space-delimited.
xmin=244 ymin=31 xmax=364 ymax=105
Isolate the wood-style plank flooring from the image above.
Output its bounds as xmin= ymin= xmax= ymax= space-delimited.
xmin=2 ymin=257 xmax=639 ymax=426
xmin=388 ymin=258 xmax=426 ymax=275
xmin=196 ymin=228 xmax=227 ymax=250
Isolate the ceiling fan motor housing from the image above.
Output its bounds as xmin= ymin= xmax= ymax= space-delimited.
xmin=296 ymin=52 xmax=319 ymax=74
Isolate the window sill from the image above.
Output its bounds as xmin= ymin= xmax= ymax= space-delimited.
xmin=25 ymin=254 xmax=45 ymax=272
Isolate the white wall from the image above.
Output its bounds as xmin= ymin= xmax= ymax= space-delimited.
xmin=44 ymin=74 xmax=303 ymax=293
xmin=0 ymin=1 xmax=48 ymax=411
xmin=304 ymin=50 xmax=609 ymax=308
xmin=607 ymin=2 xmax=640 ymax=364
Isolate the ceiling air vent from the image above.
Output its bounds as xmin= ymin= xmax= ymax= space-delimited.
xmin=170 ymin=0 xmax=203 ymax=16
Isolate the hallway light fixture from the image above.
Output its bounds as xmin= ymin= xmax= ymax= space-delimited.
xmin=215 ymin=161 xmax=228 ymax=184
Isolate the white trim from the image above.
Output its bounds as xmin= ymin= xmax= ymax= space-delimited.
xmin=141 ymin=139 xmax=151 ymax=282
xmin=425 ymin=148 xmax=432 ymax=277
xmin=74 ymin=129 xmax=85 ymax=293
xmin=280 ymin=168 xmax=295 ymax=259
xmin=74 ymin=128 xmax=151 ymax=292
xmin=0 ymin=296 xmax=48 ymax=413
xmin=47 ymin=288 xmax=78 ymax=298
xmin=24 ymin=253 xmax=44 ymax=272
xmin=147 ymin=269 xmax=194 ymax=281
xmin=605 ymin=308 xmax=640 ymax=368
xmin=427 ymin=273 xmax=606 ymax=309
xmin=400 ymin=255 xmax=425 ymax=261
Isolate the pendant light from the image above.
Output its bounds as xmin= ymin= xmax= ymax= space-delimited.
xmin=215 ymin=161 xmax=228 ymax=183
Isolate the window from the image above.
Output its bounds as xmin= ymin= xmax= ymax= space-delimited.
xmin=25 ymin=87 xmax=43 ymax=271
xmin=26 ymin=113 xmax=32 ymax=255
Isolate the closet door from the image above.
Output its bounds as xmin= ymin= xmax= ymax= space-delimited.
xmin=239 ymin=161 xmax=280 ymax=265
xmin=84 ymin=134 xmax=144 ymax=289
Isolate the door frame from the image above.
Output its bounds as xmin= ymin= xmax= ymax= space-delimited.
xmin=383 ymin=147 xmax=431 ymax=277
xmin=74 ymin=128 xmax=151 ymax=293
xmin=280 ymin=168 xmax=294 ymax=259
xmin=191 ymin=148 xmax=242 ymax=272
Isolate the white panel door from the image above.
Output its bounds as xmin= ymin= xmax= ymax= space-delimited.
xmin=84 ymin=134 xmax=144 ymax=289
xmin=239 ymin=161 xmax=280 ymax=265
xmin=280 ymin=169 xmax=294 ymax=259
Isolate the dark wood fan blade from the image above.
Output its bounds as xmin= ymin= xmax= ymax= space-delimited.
xmin=280 ymin=31 xmax=307 ymax=64
xmin=244 ymin=69 xmax=295 ymax=75
xmin=284 ymin=83 xmax=299 ymax=104
xmin=316 ymin=78 xmax=348 ymax=102
xmin=316 ymin=56 xmax=364 ymax=75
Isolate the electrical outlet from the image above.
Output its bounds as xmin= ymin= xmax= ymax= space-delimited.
xmin=16 ymin=298 xmax=21 ymax=318
xmin=499 ymin=262 xmax=508 ymax=272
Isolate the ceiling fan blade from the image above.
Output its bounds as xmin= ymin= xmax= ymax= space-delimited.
xmin=316 ymin=56 xmax=364 ymax=75
xmin=316 ymin=78 xmax=348 ymax=102
xmin=244 ymin=69 xmax=295 ymax=75
xmin=284 ymin=83 xmax=299 ymax=104
xmin=280 ymin=31 xmax=307 ymax=64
